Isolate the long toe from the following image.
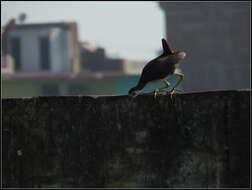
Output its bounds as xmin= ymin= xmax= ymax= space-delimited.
xmin=154 ymin=89 xmax=159 ymax=99
xmin=165 ymin=90 xmax=173 ymax=95
xmin=154 ymin=91 xmax=157 ymax=99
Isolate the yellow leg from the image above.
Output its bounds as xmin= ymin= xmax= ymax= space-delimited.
xmin=156 ymin=73 xmax=184 ymax=95
xmin=145 ymin=74 xmax=184 ymax=98
xmin=165 ymin=73 xmax=184 ymax=98
xmin=159 ymin=79 xmax=170 ymax=91
xmin=153 ymin=80 xmax=170 ymax=98
xmin=172 ymin=73 xmax=184 ymax=90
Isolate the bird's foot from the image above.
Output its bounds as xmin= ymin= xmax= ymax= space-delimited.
xmin=154 ymin=89 xmax=160 ymax=99
xmin=163 ymin=88 xmax=176 ymax=99
xmin=144 ymin=89 xmax=160 ymax=98
xmin=154 ymin=88 xmax=176 ymax=98
xmin=148 ymin=89 xmax=172 ymax=98
xmin=144 ymin=88 xmax=178 ymax=99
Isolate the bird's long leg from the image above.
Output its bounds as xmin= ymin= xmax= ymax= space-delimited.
xmin=151 ymin=73 xmax=185 ymax=98
xmin=152 ymin=79 xmax=170 ymax=98
xmin=144 ymin=74 xmax=184 ymax=98
xmin=157 ymin=79 xmax=170 ymax=92
xmin=172 ymin=73 xmax=184 ymax=90
xmin=155 ymin=73 xmax=185 ymax=95
xmin=144 ymin=80 xmax=170 ymax=95
xmin=165 ymin=73 xmax=184 ymax=97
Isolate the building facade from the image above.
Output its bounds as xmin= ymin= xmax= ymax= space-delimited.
xmin=2 ymin=72 xmax=159 ymax=98
xmin=79 ymin=41 xmax=124 ymax=72
xmin=2 ymin=21 xmax=161 ymax=98
xmin=159 ymin=2 xmax=250 ymax=91
xmin=2 ymin=22 xmax=80 ymax=73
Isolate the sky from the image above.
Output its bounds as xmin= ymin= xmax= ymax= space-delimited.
xmin=1 ymin=1 xmax=165 ymax=61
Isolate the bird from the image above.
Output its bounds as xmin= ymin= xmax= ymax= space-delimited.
xmin=128 ymin=38 xmax=186 ymax=98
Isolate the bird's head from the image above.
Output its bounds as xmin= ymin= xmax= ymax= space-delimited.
xmin=128 ymin=87 xmax=141 ymax=98
xmin=168 ymin=51 xmax=186 ymax=62
xmin=161 ymin=38 xmax=186 ymax=64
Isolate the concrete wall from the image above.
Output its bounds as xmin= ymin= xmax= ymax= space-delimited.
xmin=2 ymin=90 xmax=250 ymax=188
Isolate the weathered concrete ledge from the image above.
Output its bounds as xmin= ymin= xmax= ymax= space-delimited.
xmin=2 ymin=90 xmax=251 ymax=188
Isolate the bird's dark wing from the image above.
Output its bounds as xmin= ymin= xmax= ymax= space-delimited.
xmin=138 ymin=59 xmax=174 ymax=85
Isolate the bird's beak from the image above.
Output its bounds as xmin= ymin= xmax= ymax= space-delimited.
xmin=178 ymin=52 xmax=186 ymax=60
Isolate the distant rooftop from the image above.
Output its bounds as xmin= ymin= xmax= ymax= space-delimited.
xmin=4 ymin=21 xmax=77 ymax=30
xmin=80 ymin=41 xmax=97 ymax=52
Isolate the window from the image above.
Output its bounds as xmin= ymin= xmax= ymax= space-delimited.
xmin=39 ymin=37 xmax=51 ymax=71
xmin=11 ymin=37 xmax=21 ymax=71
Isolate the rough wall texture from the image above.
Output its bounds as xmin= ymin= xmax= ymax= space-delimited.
xmin=2 ymin=90 xmax=251 ymax=188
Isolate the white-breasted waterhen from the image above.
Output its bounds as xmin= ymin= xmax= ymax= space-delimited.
xmin=128 ymin=38 xmax=186 ymax=98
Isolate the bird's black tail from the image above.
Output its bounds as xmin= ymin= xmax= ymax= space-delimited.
xmin=162 ymin=38 xmax=173 ymax=55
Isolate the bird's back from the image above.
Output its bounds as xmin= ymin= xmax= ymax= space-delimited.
xmin=138 ymin=56 xmax=175 ymax=85
xmin=128 ymin=38 xmax=186 ymax=96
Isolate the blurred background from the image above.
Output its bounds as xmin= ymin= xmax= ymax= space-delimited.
xmin=1 ymin=1 xmax=250 ymax=98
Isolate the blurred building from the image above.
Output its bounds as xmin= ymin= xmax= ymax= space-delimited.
xmin=79 ymin=41 xmax=124 ymax=72
xmin=2 ymin=20 xmax=163 ymax=97
xmin=122 ymin=60 xmax=146 ymax=75
xmin=2 ymin=21 xmax=80 ymax=73
xmin=2 ymin=71 xmax=168 ymax=98
xmin=2 ymin=72 xmax=129 ymax=97
xmin=159 ymin=2 xmax=250 ymax=91
xmin=1 ymin=20 xmax=150 ymax=97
